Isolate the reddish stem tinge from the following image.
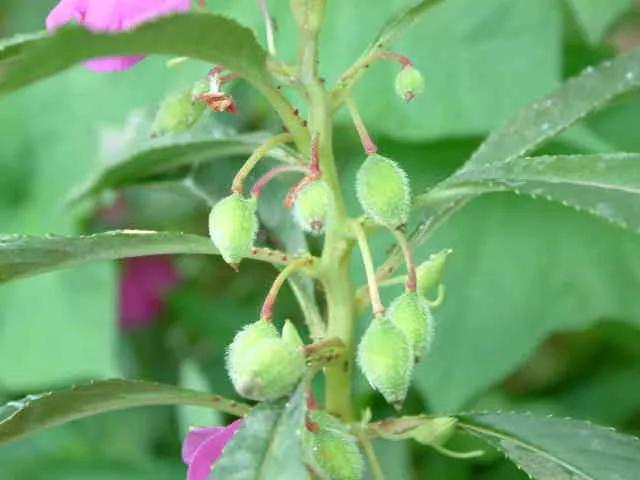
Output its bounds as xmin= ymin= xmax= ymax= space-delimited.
xmin=250 ymin=164 xmax=307 ymax=198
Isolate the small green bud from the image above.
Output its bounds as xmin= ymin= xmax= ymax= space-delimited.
xmin=293 ymin=181 xmax=331 ymax=235
xmin=395 ymin=66 xmax=425 ymax=102
xmin=410 ymin=417 xmax=457 ymax=446
xmin=227 ymin=335 xmax=305 ymax=401
xmin=208 ymin=193 xmax=258 ymax=266
xmin=357 ymin=318 xmax=413 ymax=408
xmin=306 ymin=411 xmax=364 ymax=480
xmin=388 ymin=292 xmax=433 ymax=362
xmin=151 ymin=88 xmax=205 ymax=136
xmin=416 ymin=249 xmax=452 ymax=295
xmin=356 ymin=154 xmax=411 ymax=229
xmin=282 ymin=319 xmax=304 ymax=348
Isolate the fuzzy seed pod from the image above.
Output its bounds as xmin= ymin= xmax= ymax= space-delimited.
xmin=356 ymin=154 xmax=411 ymax=229
xmin=293 ymin=181 xmax=331 ymax=235
xmin=416 ymin=249 xmax=452 ymax=295
xmin=151 ymin=88 xmax=205 ymax=136
xmin=227 ymin=335 xmax=305 ymax=402
xmin=208 ymin=193 xmax=258 ymax=266
xmin=395 ymin=66 xmax=425 ymax=102
xmin=306 ymin=411 xmax=364 ymax=480
xmin=388 ymin=292 xmax=433 ymax=362
xmin=227 ymin=320 xmax=278 ymax=360
xmin=282 ymin=319 xmax=304 ymax=348
xmin=357 ymin=317 xmax=413 ymax=408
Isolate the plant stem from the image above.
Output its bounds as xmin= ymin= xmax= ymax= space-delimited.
xmin=352 ymin=221 xmax=385 ymax=317
xmin=250 ymin=164 xmax=307 ymax=198
xmin=346 ymin=97 xmax=378 ymax=155
xmin=357 ymin=431 xmax=386 ymax=480
xmin=391 ymin=228 xmax=416 ymax=292
xmin=231 ymin=133 xmax=293 ymax=194
xmin=260 ymin=257 xmax=315 ymax=321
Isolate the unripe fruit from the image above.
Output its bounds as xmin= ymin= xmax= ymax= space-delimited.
xmin=306 ymin=411 xmax=364 ymax=480
xmin=293 ymin=181 xmax=331 ymax=235
xmin=357 ymin=318 xmax=413 ymax=408
xmin=208 ymin=193 xmax=258 ymax=266
xmin=356 ymin=154 xmax=411 ymax=229
xmin=388 ymin=292 xmax=433 ymax=362
xmin=395 ymin=66 xmax=425 ymax=102
xmin=227 ymin=320 xmax=278 ymax=360
xmin=227 ymin=335 xmax=305 ymax=402
xmin=416 ymin=249 xmax=452 ymax=295
xmin=151 ymin=88 xmax=205 ymax=136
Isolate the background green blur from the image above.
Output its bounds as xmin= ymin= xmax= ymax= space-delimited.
xmin=2 ymin=0 xmax=640 ymax=478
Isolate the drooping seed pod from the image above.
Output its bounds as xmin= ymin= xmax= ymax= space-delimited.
xmin=282 ymin=319 xmax=304 ymax=348
xmin=395 ymin=66 xmax=425 ymax=102
xmin=416 ymin=249 xmax=452 ymax=295
xmin=306 ymin=411 xmax=364 ymax=480
xmin=227 ymin=320 xmax=278 ymax=361
xmin=357 ymin=317 xmax=413 ymax=408
xmin=293 ymin=180 xmax=331 ymax=235
xmin=227 ymin=335 xmax=305 ymax=402
xmin=208 ymin=193 xmax=258 ymax=266
xmin=356 ymin=154 xmax=411 ymax=229
xmin=388 ymin=292 xmax=434 ymax=362
xmin=151 ymin=88 xmax=205 ymax=136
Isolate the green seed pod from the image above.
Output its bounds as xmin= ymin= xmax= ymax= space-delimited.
xmin=282 ymin=319 xmax=304 ymax=348
xmin=356 ymin=154 xmax=411 ymax=229
xmin=293 ymin=181 xmax=331 ymax=235
xmin=388 ymin=292 xmax=434 ymax=362
xmin=227 ymin=337 xmax=305 ymax=401
xmin=208 ymin=193 xmax=258 ymax=266
xmin=410 ymin=417 xmax=457 ymax=446
xmin=395 ymin=66 xmax=425 ymax=102
xmin=416 ymin=249 xmax=452 ymax=295
xmin=357 ymin=317 xmax=413 ymax=408
xmin=306 ymin=411 xmax=364 ymax=480
xmin=227 ymin=320 xmax=278 ymax=361
xmin=151 ymin=88 xmax=205 ymax=136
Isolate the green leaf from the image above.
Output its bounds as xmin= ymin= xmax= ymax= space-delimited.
xmin=0 ymin=31 xmax=46 ymax=62
xmin=72 ymin=132 xmax=300 ymax=201
xmin=458 ymin=412 xmax=640 ymax=479
xmin=0 ymin=12 xmax=267 ymax=95
xmin=430 ymin=153 xmax=640 ymax=231
xmin=465 ymin=49 xmax=640 ymax=170
xmin=0 ymin=379 xmax=248 ymax=446
xmin=213 ymin=385 xmax=306 ymax=479
xmin=565 ymin=0 xmax=633 ymax=44
xmin=0 ymin=230 xmax=302 ymax=284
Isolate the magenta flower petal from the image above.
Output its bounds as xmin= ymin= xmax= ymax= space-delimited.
xmin=185 ymin=420 xmax=244 ymax=480
xmin=45 ymin=0 xmax=191 ymax=72
xmin=182 ymin=427 xmax=225 ymax=464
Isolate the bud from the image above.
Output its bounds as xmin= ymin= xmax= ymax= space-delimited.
xmin=357 ymin=318 xmax=413 ymax=408
xmin=208 ymin=193 xmax=258 ymax=266
xmin=395 ymin=66 xmax=425 ymax=102
xmin=293 ymin=181 xmax=331 ymax=235
xmin=356 ymin=154 xmax=411 ymax=229
xmin=151 ymin=88 xmax=205 ymax=136
xmin=410 ymin=417 xmax=457 ymax=446
xmin=306 ymin=411 xmax=364 ymax=480
xmin=416 ymin=249 xmax=452 ymax=295
xmin=388 ymin=292 xmax=433 ymax=362
xmin=227 ymin=334 xmax=305 ymax=402
xmin=282 ymin=319 xmax=304 ymax=348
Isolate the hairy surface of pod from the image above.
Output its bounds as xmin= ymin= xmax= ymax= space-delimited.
xmin=395 ymin=66 xmax=425 ymax=102
xmin=151 ymin=88 xmax=205 ymax=136
xmin=227 ymin=320 xmax=278 ymax=360
xmin=227 ymin=336 xmax=305 ymax=401
xmin=356 ymin=154 xmax=411 ymax=229
xmin=306 ymin=411 xmax=364 ymax=480
xmin=208 ymin=193 xmax=258 ymax=265
xmin=293 ymin=181 xmax=331 ymax=235
xmin=388 ymin=292 xmax=433 ymax=362
xmin=416 ymin=249 xmax=452 ymax=295
xmin=357 ymin=317 xmax=413 ymax=408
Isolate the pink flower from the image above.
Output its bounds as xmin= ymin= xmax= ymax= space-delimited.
xmin=45 ymin=0 xmax=191 ymax=72
xmin=119 ymin=256 xmax=181 ymax=330
xmin=182 ymin=420 xmax=244 ymax=480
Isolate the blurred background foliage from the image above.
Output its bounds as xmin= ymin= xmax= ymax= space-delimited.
xmin=2 ymin=0 xmax=640 ymax=478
